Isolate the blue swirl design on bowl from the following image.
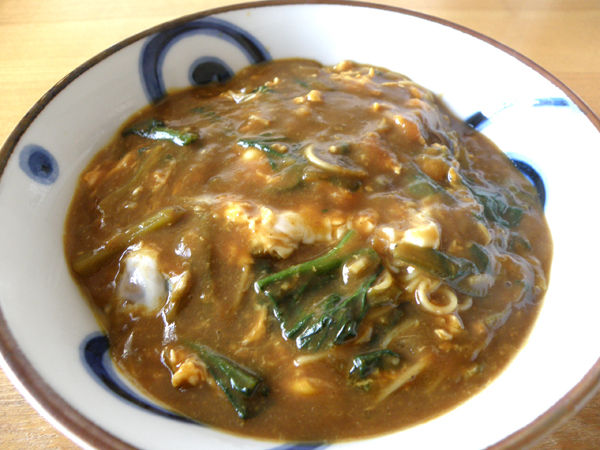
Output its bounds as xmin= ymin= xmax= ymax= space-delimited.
xmin=81 ymin=333 xmax=326 ymax=448
xmin=465 ymin=97 xmax=572 ymax=130
xmin=463 ymin=97 xmax=566 ymax=208
xmin=18 ymin=144 xmax=59 ymax=184
xmin=140 ymin=17 xmax=271 ymax=103
xmin=81 ymin=332 xmax=193 ymax=423
xmin=188 ymin=56 xmax=235 ymax=86
xmin=510 ymin=157 xmax=546 ymax=208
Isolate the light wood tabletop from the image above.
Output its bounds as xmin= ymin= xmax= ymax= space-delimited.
xmin=1 ymin=0 xmax=599 ymax=448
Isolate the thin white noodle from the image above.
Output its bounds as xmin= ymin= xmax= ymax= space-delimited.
xmin=293 ymin=352 xmax=329 ymax=367
xmin=457 ymin=295 xmax=473 ymax=312
xmin=367 ymin=270 xmax=393 ymax=295
xmin=380 ymin=318 xmax=420 ymax=348
xmin=376 ymin=355 xmax=430 ymax=403
xmin=404 ymin=268 xmax=435 ymax=293
xmin=404 ymin=273 xmax=421 ymax=292
xmin=415 ymin=282 xmax=458 ymax=316
xmin=241 ymin=305 xmax=267 ymax=345
xmin=231 ymin=264 xmax=251 ymax=311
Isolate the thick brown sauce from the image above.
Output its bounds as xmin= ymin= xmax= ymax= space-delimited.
xmin=64 ymin=59 xmax=552 ymax=442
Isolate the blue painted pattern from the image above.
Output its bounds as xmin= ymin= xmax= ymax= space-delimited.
xmin=80 ymin=333 xmax=327 ymax=448
xmin=465 ymin=96 xmax=573 ymax=130
xmin=81 ymin=333 xmax=194 ymax=423
xmin=188 ymin=56 xmax=234 ymax=86
xmin=140 ymin=17 xmax=270 ymax=103
xmin=19 ymin=144 xmax=59 ymax=184
xmin=510 ymin=158 xmax=546 ymax=207
xmin=463 ymin=97 xmax=565 ymax=208
xmin=76 ymin=32 xmax=555 ymax=445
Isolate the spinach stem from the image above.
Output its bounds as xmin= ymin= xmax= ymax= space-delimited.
xmin=255 ymin=230 xmax=357 ymax=290
xmin=72 ymin=206 xmax=186 ymax=275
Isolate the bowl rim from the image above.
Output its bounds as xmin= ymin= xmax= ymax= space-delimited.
xmin=1 ymin=1 xmax=600 ymax=448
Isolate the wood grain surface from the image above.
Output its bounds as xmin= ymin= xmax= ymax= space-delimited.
xmin=1 ymin=1 xmax=599 ymax=448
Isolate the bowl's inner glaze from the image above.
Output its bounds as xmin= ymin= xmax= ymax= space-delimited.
xmin=1 ymin=3 xmax=600 ymax=450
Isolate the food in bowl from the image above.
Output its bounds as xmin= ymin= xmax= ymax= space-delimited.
xmin=64 ymin=59 xmax=552 ymax=441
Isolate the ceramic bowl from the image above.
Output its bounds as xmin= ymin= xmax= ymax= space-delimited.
xmin=1 ymin=2 xmax=600 ymax=449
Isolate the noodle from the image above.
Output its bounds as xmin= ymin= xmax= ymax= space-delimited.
xmin=375 ymin=355 xmax=431 ymax=403
xmin=415 ymin=282 xmax=458 ymax=316
xmin=64 ymin=58 xmax=552 ymax=440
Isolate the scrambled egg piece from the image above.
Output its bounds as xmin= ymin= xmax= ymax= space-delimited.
xmin=166 ymin=348 xmax=209 ymax=388
xmin=223 ymin=201 xmax=345 ymax=258
xmin=378 ymin=214 xmax=441 ymax=253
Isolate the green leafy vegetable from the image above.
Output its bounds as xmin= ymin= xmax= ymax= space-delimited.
xmin=461 ymin=178 xmax=523 ymax=228
xmin=392 ymin=242 xmax=490 ymax=297
xmin=252 ymin=84 xmax=274 ymax=94
xmin=268 ymin=163 xmax=306 ymax=192
xmin=468 ymin=242 xmax=491 ymax=273
xmin=256 ymin=230 xmax=382 ymax=351
xmin=123 ymin=119 xmax=198 ymax=146
xmin=404 ymin=163 xmax=446 ymax=199
xmin=186 ymin=342 xmax=267 ymax=419
xmin=192 ymin=106 xmax=222 ymax=122
xmin=229 ymin=83 xmax=274 ymax=103
xmin=350 ymin=349 xmax=401 ymax=379
xmin=475 ymin=189 xmax=523 ymax=228
xmin=237 ymin=135 xmax=294 ymax=170
xmin=509 ymin=232 xmax=532 ymax=253
xmin=256 ymin=230 xmax=358 ymax=289
xmin=392 ymin=242 xmax=476 ymax=281
xmin=291 ymin=272 xmax=379 ymax=350
xmin=72 ymin=206 xmax=186 ymax=276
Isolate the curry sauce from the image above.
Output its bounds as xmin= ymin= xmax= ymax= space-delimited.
xmin=64 ymin=59 xmax=552 ymax=441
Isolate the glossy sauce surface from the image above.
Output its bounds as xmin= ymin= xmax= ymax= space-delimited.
xmin=65 ymin=59 xmax=552 ymax=441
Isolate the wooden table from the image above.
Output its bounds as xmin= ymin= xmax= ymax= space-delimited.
xmin=1 ymin=0 xmax=598 ymax=448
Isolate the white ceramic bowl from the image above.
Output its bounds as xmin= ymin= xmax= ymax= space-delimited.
xmin=1 ymin=2 xmax=600 ymax=449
